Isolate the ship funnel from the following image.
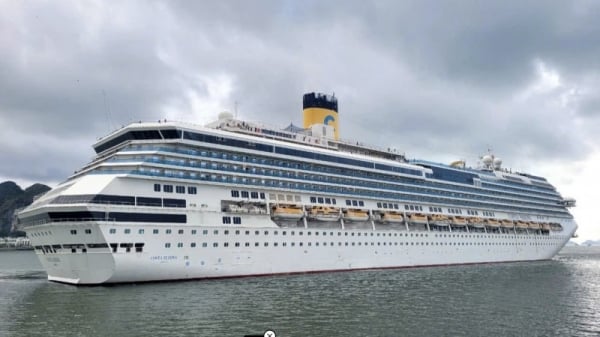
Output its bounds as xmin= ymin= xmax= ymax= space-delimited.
xmin=303 ymin=92 xmax=339 ymax=140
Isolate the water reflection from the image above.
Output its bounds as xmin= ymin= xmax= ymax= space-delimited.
xmin=1 ymin=248 xmax=599 ymax=337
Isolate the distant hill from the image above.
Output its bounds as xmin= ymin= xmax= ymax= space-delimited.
xmin=581 ymin=240 xmax=600 ymax=247
xmin=0 ymin=181 xmax=51 ymax=236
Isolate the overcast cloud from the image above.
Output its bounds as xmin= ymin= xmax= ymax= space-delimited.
xmin=1 ymin=0 xmax=598 ymax=240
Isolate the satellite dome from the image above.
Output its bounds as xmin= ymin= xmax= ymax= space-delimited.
xmin=218 ymin=111 xmax=233 ymax=120
xmin=482 ymin=155 xmax=493 ymax=166
xmin=493 ymin=157 xmax=502 ymax=168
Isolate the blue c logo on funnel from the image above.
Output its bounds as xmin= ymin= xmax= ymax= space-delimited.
xmin=324 ymin=115 xmax=335 ymax=125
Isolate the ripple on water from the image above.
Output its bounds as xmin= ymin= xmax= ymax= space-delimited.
xmin=1 ymin=249 xmax=600 ymax=336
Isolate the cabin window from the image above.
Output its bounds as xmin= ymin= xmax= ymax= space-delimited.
xmin=163 ymin=185 xmax=173 ymax=193
xmin=154 ymin=184 xmax=161 ymax=192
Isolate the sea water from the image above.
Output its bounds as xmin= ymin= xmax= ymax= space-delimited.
xmin=0 ymin=247 xmax=599 ymax=337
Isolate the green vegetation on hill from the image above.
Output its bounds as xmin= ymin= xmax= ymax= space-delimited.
xmin=0 ymin=181 xmax=51 ymax=236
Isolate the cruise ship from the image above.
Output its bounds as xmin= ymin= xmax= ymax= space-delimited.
xmin=17 ymin=92 xmax=578 ymax=285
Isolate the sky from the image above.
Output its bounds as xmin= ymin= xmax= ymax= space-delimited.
xmin=0 ymin=1 xmax=598 ymax=242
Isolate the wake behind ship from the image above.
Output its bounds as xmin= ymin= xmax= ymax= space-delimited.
xmin=17 ymin=92 xmax=577 ymax=284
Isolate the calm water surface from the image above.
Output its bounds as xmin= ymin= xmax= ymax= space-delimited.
xmin=1 ymin=247 xmax=599 ymax=337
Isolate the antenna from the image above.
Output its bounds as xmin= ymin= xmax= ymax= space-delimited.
xmin=234 ymin=100 xmax=239 ymax=118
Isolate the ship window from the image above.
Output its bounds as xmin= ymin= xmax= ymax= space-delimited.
xmin=188 ymin=187 xmax=197 ymax=195
xmin=214 ymin=230 xmax=219 ymax=234
xmin=202 ymin=243 xmax=207 ymax=247
xmin=394 ymin=204 xmax=399 ymax=209
xmin=70 ymin=230 xmax=77 ymax=235
xmin=346 ymin=200 xmax=351 ymax=206
xmin=166 ymin=229 xmax=172 ymax=234
xmin=137 ymin=197 xmax=162 ymax=207
xmin=163 ymin=185 xmax=173 ymax=193
xmin=153 ymin=229 xmax=159 ymax=234
xmin=255 ymin=242 xmax=259 ymax=247
xmin=178 ymin=229 xmax=184 ymax=234
xmin=213 ymin=243 xmax=218 ymax=247
xmin=245 ymin=242 xmax=250 ymax=247
xmin=251 ymin=192 xmax=259 ymax=199
xmin=377 ymin=202 xmax=382 ymax=208
xmin=359 ymin=201 xmax=364 ymax=207
xmin=124 ymin=229 xmax=130 ymax=234
xmin=231 ymin=190 xmax=240 ymax=198
xmin=383 ymin=203 xmax=388 ymax=209
xmin=191 ymin=242 xmax=196 ymax=248
xmin=165 ymin=243 xmax=171 ymax=248
xmin=260 ymin=192 xmax=265 ymax=199
xmin=154 ymin=184 xmax=161 ymax=192
xmin=138 ymin=229 xmax=144 ymax=234
xmin=233 ymin=217 xmax=241 ymax=225
xmin=203 ymin=230 xmax=208 ymax=235
xmin=224 ymin=243 xmax=229 ymax=247
xmin=404 ymin=205 xmax=409 ymax=210
xmin=241 ymin=191 xmax=249 ymax=198
xmin=332 ymin=199 xmax=336 ymax=205
xmin=318 ymin=197 xmax=324 ymax=203
xmin=352 ymin=200 xmax=358 ymax=206
xmin=175 ymin=186 xmax=185 ymax=194
xmin=109 ymin=228 xmax=116 ymax=234
xmin=223 ymin=216 xmax=231 ymax=224
xmin=310 ymin=197 xmax=317 ymax=203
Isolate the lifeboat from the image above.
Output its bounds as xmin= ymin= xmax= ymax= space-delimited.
xmin=408 ymin=213 xmax=428 ymax=225
xmin=227 ymin=204 xmax=246 ymax=213
xmin=380 ymin=212 xmax=404 ymax=223
xmin=528 ymin=222 xmax=541 ymax=230
xmin=468 ymin=217 xmax=486 ymax=228
xmin=500 ymin=220 xmax=514 ymax=228
xmin=515 ymin=220 xmax=529 ymax=229
xmin=429 ymin=214 xmax=450 ymax=226
xmin=541 ymin=223 xmax=551 ymax=231
xmin=550 ymin=223 xmax=563 ymax=231
xmin=484 ymin=218 xmax=500 ymax=228
xmin=343 ymin=209 xmax=370 ymax=222
xmin=271 ymin=205 xmax=304 ymax=220
xmin=308 ymin=206 xmax=341 ymax=221
xmin=451 ymin=216 xmax=468 ymax=226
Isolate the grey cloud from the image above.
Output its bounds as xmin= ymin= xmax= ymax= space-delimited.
xmin=1 ymin=0 xmax=599 ymax=184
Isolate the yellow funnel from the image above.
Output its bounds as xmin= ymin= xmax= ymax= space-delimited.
xmin=303 ymin=92 xmax=339 ymax=140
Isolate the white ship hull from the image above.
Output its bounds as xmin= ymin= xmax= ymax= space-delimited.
xmin=29 ymin=221 xmax=573 ymax=284
xmin=22 ymin=178 xmax=576 ymax=285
